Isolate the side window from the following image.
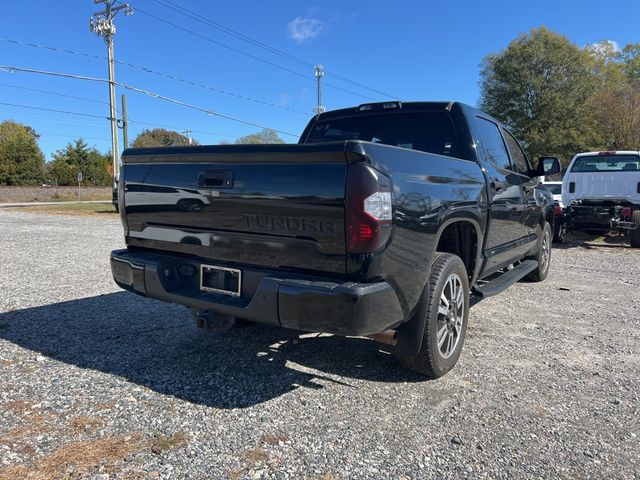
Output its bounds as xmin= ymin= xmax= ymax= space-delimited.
xmin=503 ymin=129 xmax=530 ymax=176
xmin=473 ymin=117 xmax=512 ymax=170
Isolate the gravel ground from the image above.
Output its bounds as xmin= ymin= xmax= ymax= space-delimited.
xmin=0 ymin=210 xmax=639 ymax=479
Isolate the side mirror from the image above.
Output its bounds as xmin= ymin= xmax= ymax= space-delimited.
xmin=535 ymin=156 xmax=561 ymax=177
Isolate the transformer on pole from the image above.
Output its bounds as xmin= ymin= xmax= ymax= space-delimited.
xmin=314 ymin=64 xmax=325 ymax=115
xmin=90 ymin=0 xmax=133 ymax=196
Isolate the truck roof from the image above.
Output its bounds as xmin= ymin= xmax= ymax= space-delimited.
xmin=573 ymin=150 xmax=640 ymax=157
xmin=314 ymin=101 xmax=468 ymax=120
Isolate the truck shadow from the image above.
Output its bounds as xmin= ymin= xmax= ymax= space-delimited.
xmin=0 ymin=292 xmax=423 ymax=409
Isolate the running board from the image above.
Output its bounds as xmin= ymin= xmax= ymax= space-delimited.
xmin=471 ymin=260 xmax=538 ymax=305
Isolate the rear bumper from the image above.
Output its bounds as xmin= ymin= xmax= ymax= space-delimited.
xmin=110 ymin=249 xmax=404 ymax=336
xmin=566 ymin=204 xmax=638 ymax=231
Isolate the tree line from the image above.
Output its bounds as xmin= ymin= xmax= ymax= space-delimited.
xmin=0 ymin=126 xmax=284 ymax=186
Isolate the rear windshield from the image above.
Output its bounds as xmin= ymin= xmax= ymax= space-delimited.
xmin=304 ymin=112 xmax=461 ymax=159
xmin=570 ymin=155 xmax=640 ymax=172
xmin=545 ymin=184 xmax=562 ymax=195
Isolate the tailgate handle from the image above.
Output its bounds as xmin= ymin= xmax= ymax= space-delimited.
xmin=198 ymin=170 xmax=234 ymax=188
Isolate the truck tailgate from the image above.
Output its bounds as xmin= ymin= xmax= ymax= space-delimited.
xmin=121 ymin=143 xmax=348 ymax=274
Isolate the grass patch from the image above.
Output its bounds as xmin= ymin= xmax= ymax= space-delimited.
xmin=69 ymin=416 xmax=103 ymax=433
xmin=0 ymin=434 xmax=142 ymax=480
xmin=2 ymin=400 xmax=33 ymax=415
xmin=150 ymin=431 xmax=189 ymax=454
xmin=95 ymin=402 xmax=116 ymax=411
xmin=243 ymin=447 xmax=269 ymax=464
xmin=9 ymin=203 xmax=117 ymax=216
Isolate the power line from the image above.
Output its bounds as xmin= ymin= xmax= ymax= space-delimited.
xmin=133 ymin=9 xmax=311 ymax=81
xmin=0 ymin=101 xmax=108 ymax=120
xmin=0 ymin=81 xmax=109 ymax=106
xmin=133 ymin=8 xmax=379 ymax=102
xmin=127 ymin=120 xmax=236 ymax=137
xmin=1 ymin=101 xmax=239 ymax=139
xmin=146 ymin=0 xmax=401 ymax=99
xmin=149 ymin=0 xmax=314 ymax=68
xmin=0 ymin=38 xmax=309 ymax=115
xmin=0 ymin=113 xmax=109 ymax=128
xmin=0 ymin=64 xmax=299 ymax=137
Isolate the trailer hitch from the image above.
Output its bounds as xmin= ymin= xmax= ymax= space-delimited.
xmin=193 ymin=309 xmax=236 ymax=332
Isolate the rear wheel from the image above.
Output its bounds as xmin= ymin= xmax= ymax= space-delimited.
xmin=630 ymin=211 xmax=640 ymax=248
xmin=525 ymin=222 xmax=552 ymax=282
xmin=396 ymin=253 xmax=469 ymax=378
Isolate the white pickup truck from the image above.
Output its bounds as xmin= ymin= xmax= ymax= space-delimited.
xmin=562 ymin=151 xmax=640 ymax=247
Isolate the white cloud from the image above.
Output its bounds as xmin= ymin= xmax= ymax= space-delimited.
xmin=288 ymin=16 xmax=324 ymax=44
xmin=586 ymin=40 xmax=621 ymax=59
xmin=277 ymin=93 xmax=289 ymax=107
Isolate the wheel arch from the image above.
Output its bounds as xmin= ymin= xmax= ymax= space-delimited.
xmin=433 ymin=216 xmax=483 ymax=285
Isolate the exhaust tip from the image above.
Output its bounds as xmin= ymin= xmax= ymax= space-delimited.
xmin=368 ymin=329 xmax=399 ymax=346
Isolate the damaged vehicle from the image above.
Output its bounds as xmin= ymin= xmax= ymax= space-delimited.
xmin=562 ymin=151 xmax=640 ymax=247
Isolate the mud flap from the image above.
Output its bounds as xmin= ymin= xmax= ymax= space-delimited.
xmin=387 ymin=281 xmax=429 ymax=357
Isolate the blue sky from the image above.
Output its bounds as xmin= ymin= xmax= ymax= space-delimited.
xmin=1 ymin=0 xmax=639 ymax=159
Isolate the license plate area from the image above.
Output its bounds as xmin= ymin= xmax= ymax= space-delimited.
xmin=200 ymin=264 xmax=241 ymax=296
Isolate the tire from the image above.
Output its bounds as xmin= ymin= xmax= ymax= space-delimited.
xmin=630 ymin=211 xmax=640 ymax=248
xmin=552 ymin=217 xmax=565 ymax=243
xmin=525 ymin=222 xmax=552 ymax=282
xmin=396 ymin=253 xmax=469 ymax=378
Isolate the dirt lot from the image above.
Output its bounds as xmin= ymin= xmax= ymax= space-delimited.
xmin=0 ymin=210 xmax=638 ymax=479
xmin=0 ymin=186 xmax=111 ymax=203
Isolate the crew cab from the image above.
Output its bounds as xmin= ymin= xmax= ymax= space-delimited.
xmin=110 ymin=101 xmax=560 ymax=378
xmin=562 ymin=151 xmax=640 ymax=247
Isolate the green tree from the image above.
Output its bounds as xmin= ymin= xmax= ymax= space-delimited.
xmin=0 ymin=120 xmax=46 ymax=185
xmin=132 ymin=128 xmax=196 ymax=148
xmin=587 ymin=42 xmax=640 ymax=150
xmin=479 ymin=27 xmax=598 ymax=165
xmin=620 ymin=43 xmax=640 ymax=86
xmin=590 ymin=82 xmax=640 ymax=150
xmin=48 ymin=139 xmax=111 ymax=186
xmin=234 ymin=129 xmax=285 ymax=144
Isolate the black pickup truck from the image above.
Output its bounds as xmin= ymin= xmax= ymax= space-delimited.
xmin=111 ymin=101 xmax=560 ymax=378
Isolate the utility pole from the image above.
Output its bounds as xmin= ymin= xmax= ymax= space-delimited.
xmin=120 ymin=93 xmax=129 ymax=149
xmin=183 ymin=129 xmax=193 ymax=145
xmin=90 ymin=0 xmax=133 ymax=195
xmin=314 ymin=64 xmax=325 ymax=115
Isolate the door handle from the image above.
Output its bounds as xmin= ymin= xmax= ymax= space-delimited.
xmin=198 ymin=170 xmax=234 ymax=188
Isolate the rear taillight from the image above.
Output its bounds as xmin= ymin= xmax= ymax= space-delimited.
xmin=621 ymin=207 xmax=632 ymax=218
xmin=346 ymin=165 xmax=392 ymax=253
xmin=553 ymin=204 xmax=562 ymax=215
